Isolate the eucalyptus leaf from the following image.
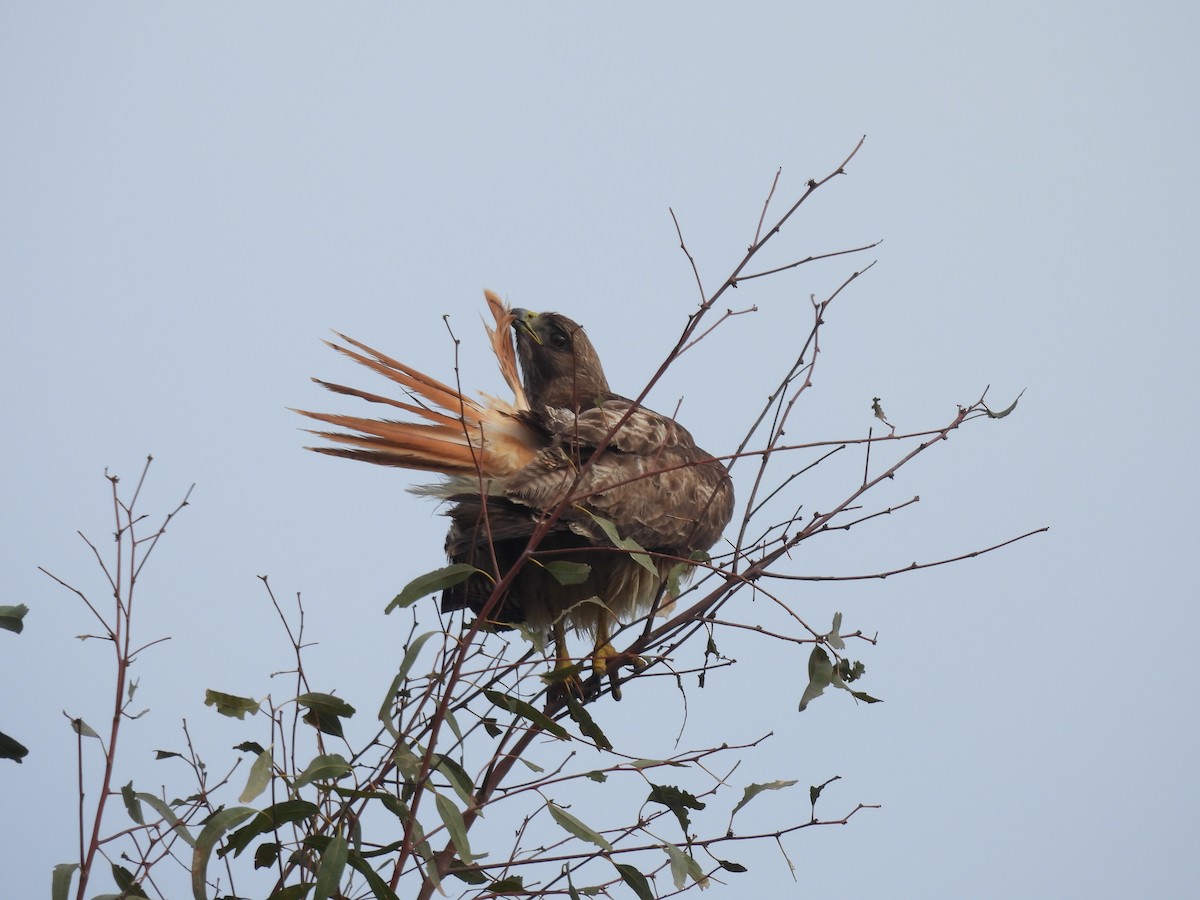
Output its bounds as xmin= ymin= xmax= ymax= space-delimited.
xmin=51 ymin=863 xmax=78 ymax=900
xmin=542 ymin=560 xmax=592 ymax=585
xmin=548 ymin=802 xmax=612 ymax=851
xmin=379 ymin=631 xmax=437 ymax=738
xmin=612 ymin=862 xmax=654 ymax=900
xmin=238 ymin=749 xmax=274 ymax=803
xmin=483 ymin=689 xmax=569 ymax=740
xmin=203 ymin=689 xmax=260 ymax=719
xmin=121 ymin=781 xmax=144 ymax=825
xmin=0 ymin=603 xmax=28 ymax=634
xmin=313 ymin=833 xmax=348 ymax=900
xmin=580 ymin=509 xmax=657 ymax=574
xmin=295 ymin=753 xmax=352 ymax=788
xmin=387 ymin=563 xmax=483 ymax=612
xmin=435 ymin=792 xmax=477 ymax=864
xmin=730 ymin=779 xmax=799 ymax=824
xmin=191 ymin=806 xmax=257 ymax=900
xmin=798 ymin=646 xmax=834 ymax=711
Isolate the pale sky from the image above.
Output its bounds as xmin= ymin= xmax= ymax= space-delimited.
xmin=3 ymin=4 xmax=1198 ymax=898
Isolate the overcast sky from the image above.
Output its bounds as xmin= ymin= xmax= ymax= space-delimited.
xmin=3 ymin=4 xmax=1198 ymax=898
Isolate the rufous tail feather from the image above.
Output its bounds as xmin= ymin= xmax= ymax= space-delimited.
xmin=294 ymin=317 xmax=536 ymax=478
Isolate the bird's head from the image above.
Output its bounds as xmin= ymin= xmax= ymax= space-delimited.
xmin=511 ymin=308 xmax=611 ymax=410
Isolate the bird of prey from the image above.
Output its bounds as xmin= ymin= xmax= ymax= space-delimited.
xmin=297 ymin=291 xmax=734 ymax=697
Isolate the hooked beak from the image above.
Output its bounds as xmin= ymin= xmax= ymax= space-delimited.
xmin=510 ymin=308 xmax=542 ymax=345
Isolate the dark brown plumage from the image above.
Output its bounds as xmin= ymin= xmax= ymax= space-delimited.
xmin=297 ymin=291 xmax=734 ymax=694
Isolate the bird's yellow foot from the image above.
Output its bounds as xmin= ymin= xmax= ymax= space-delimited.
xmin=545 ymin=659 xmax=587 ymax=700
xmin=589 ymin=640 xmax=646 ymax=702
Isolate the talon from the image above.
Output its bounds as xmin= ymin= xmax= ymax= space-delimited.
xmin=589 ymin=619 xmax=645 ymax=701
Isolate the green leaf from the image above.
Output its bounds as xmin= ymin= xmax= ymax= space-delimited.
xmin=234 ymin=740 xmax=266 ymax=754
xmin=484 ymin=883 xmax=528 ymax=897
xmin=221 ymin=800 xmax=320 ymax=859
xmin=660 ymin=842 xmax=708 ymax=890
xmin=730 ymin=779 xmax=798 ymax=823
xmin=565 ymin=692 xmax=613 ymax=751
xmin=483 ymin=689 xmax=569 ymax=740
xmin=313 ymin=833 xmax=348 ymax=900
xmin=0 ymin=730 xmax=29 ymax=763
xmin=254 ymin=842 xmax=280 ymax=870
xmin=716 ymin=857 xmax=748 ymax=873
xmin=112 ymin=863 xmax=148 ymax=896
xmin=51 ymin=863 xmax=78 ymax=900
xmin=392 ymin=745 xmax=422 ymax=781
xmin=547 ymin=802 xmax=612 ymax=851
xmin=121 ymin=781 xmax=144 ymax=825
xmin=435 ymin=792 xmax=477 ymax=864
xmin=810 ymin=775 xmax=842 ymax=813
xmin=647 ymin=784 xmax=705 ymax=835
xmin=135 ymin=792 xmax=196 ymax=847
xmin=135 ymin=792 xmax=194 ymax=849
xmin=849 ymin=689 xmax=883 ymax=704
xmin=267 ymin=885 xmax=314 ymax=900
xmin=0 ymin=603 xmax=28 ymax=634
xmin=238 ymin=749 xmax=274 ymax=803
xmin=403 ymin=808 xmax=441 ymax=892
xmin=798 ymin=646 xmax=834 ymax=711
xmin=631 ymin=758 xmax=685 ymax=769
xmin=191 ymin=806 xmax=257 ymax=900
xmin=830 ymin=659 xmax=882 ymax=704
xmin=298 ymin=692 xmax=355 ymax=717
xmin=444 ymin=707 xmax=465 ymax=745
xmin=612 ymin=862 xmax=654 ymax=900
xmin=836 ymin=658 xmax=866 ymax=683
xmin=155 ymin=749 xmax=184 ymax=760
xmin=379 ymin=631 xmax=437 ymax=738
xmin=584 ymin=770 xmax=608 ymax=783
xmin=447 ymin=862 xmax=488 ymax=884
xmin=295 ymin=753 xmax=352 ymax=788
xmin=299 ymin=692 xmax=356 ymax=738
xmin=662 ymin=842 xmax=688 ymax=890
xmin=346 ymin=847 xmax=401 ymax=900
xmin=431 ymin=753 xmax=476 ymax=807
xmin=581 ymin=510 xmax=657 ymax=574
xmin=487 ymin=875 xmax=527 ymax=893
xmin=541 ymin=560 xmax=592 ymax=585
xmin=387 ymin=563 xmax=483 ymax=612
xmin=204 ymin=689 xmax=260 ymax=719
xmin=540 ymin=658 xmax=586 ymax=686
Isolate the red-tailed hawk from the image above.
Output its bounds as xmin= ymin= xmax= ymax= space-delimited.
xmin=298 ymin=291 xmax=734 ymax=697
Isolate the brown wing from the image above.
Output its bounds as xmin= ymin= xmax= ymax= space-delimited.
xmin=440 ymin=399 xmax=733 ymax=633
xmin=503 ymin=399 xmax=735 ymax=557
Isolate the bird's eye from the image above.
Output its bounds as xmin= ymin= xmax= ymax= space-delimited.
xmin=549 ymin=330 xmax=570 ymax=350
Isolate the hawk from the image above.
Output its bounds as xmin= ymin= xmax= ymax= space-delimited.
xmin=298 ymin=291 xmax=734 ymax=696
